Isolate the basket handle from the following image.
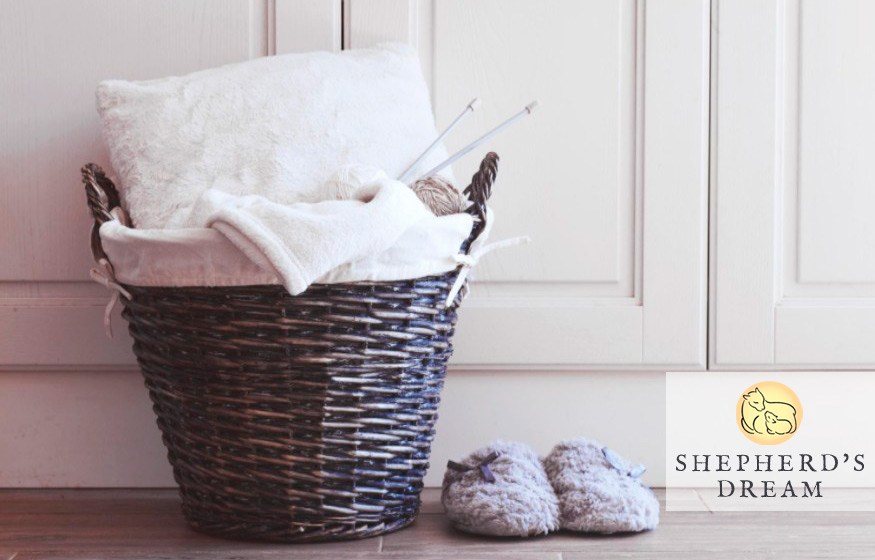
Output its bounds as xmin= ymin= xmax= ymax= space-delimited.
xmin=442 ymin=152 xmax=501 ymax=309
xmin=462 ymin=151 xmax=499 ymax=250
xmin=82 ymin=164 xmax=123 ymax=263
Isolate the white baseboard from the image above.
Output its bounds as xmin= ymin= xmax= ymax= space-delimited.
xmin=0 ymin=370 xmax=666 ymax=488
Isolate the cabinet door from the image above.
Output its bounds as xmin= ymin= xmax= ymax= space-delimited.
xmin=0 ymin=0 xmax=340 ymax=369
xmin=713 ymin=0 xmax=875 ymax=368
xmin=347 ymin=0 xmax=710 ymax=367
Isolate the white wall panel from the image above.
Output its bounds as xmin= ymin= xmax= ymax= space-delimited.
xmin=0 ymin=0 xmax=341 ymax=368
xmin=713 ymin=0 xmax=875 ymax=367
xmin=711 ymin=0 xmax=782 ymax=365
xmin=349 ymin=0 xmax=709 ymax=367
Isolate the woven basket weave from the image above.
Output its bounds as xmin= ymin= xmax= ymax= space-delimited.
xmin=81 ymin=154 xmax=498 ymax=543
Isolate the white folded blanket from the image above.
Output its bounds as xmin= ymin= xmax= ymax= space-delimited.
xmin=99 ymin=178 xmax=475 ymax=293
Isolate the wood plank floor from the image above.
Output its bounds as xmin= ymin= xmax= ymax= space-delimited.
xmin=2 ymin=488 xmax=875 ymax=559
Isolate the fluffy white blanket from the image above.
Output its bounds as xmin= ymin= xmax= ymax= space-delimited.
xmin=96 ymin=44 xmax=451 ymax=229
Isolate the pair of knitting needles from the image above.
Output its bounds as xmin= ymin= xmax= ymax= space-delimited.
xmin=398 ymin=98 xmax=539 ymax=184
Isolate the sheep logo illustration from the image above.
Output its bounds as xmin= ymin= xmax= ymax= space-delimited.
xmin=736 ymin=382 xmax=802 ymax=445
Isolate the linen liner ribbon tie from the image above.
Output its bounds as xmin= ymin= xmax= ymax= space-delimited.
xmin=90 ymin=257 xmax=132 ymax=339
xmin=447 ymin=451 xmax=501 ymax=483
xmin=89 ymin=206 xmax=132 ymax=338
xmin=444 ymin=236 xmax=531 ymax=308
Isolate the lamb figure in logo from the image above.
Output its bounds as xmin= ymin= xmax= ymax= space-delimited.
xmin=741 ymin=387 xmax=797 ymax=435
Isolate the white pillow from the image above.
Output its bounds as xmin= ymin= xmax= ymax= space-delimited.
xmin=96 ymin=44 xmax=451 ymax=229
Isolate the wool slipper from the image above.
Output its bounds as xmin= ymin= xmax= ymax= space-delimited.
xmin=441 ymin=440 xmax=560 ymax=537
xmin=543 ymin=438 xmax=659 ymax=534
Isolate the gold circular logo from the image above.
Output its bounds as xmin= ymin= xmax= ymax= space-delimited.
xmin=736 ymin=381 xmax=802 ymax=445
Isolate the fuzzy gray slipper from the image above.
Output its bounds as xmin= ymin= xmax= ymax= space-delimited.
xmin=543 ymin=438 xmax=659 ymax=534
xmin=441 ymin=440 xmax=560 ymax=537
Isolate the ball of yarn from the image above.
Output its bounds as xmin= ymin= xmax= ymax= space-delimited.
xmin=412 ymin=177 xmax=469 ymax=216
xmin=322 ymin=165 xmax=386 ymax=200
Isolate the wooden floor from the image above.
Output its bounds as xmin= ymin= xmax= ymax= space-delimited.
xmin=3 ymin=488 xmax=875 ymax=559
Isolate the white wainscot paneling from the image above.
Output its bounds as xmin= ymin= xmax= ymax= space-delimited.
xmin=348 ymin=0 xmax=709 ymax=367
xmin=0 ymin=369 xmax=666 ymax=488
xmin=0 ymin=371 xmax=173 ymax=487
xmin=712 ymin=0 xmax=875 ymax=368
xmin=0 ymin=0 xmax=340 ymax=369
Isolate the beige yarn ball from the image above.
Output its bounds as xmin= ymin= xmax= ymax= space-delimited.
xmin=322 ymin=165 xmax=386 ymax=201
xmin=412 ymin=177 xmax=469 ymax=216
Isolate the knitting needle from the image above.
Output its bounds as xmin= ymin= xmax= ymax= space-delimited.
xmin=399 ymin=97 xmax=481 ymax=183
xmin=417 ymin=100 xmax=539 ymax=181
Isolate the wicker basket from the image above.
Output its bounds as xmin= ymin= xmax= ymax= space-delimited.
xmin=81 ymin=154 xmax=498 ymax=543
